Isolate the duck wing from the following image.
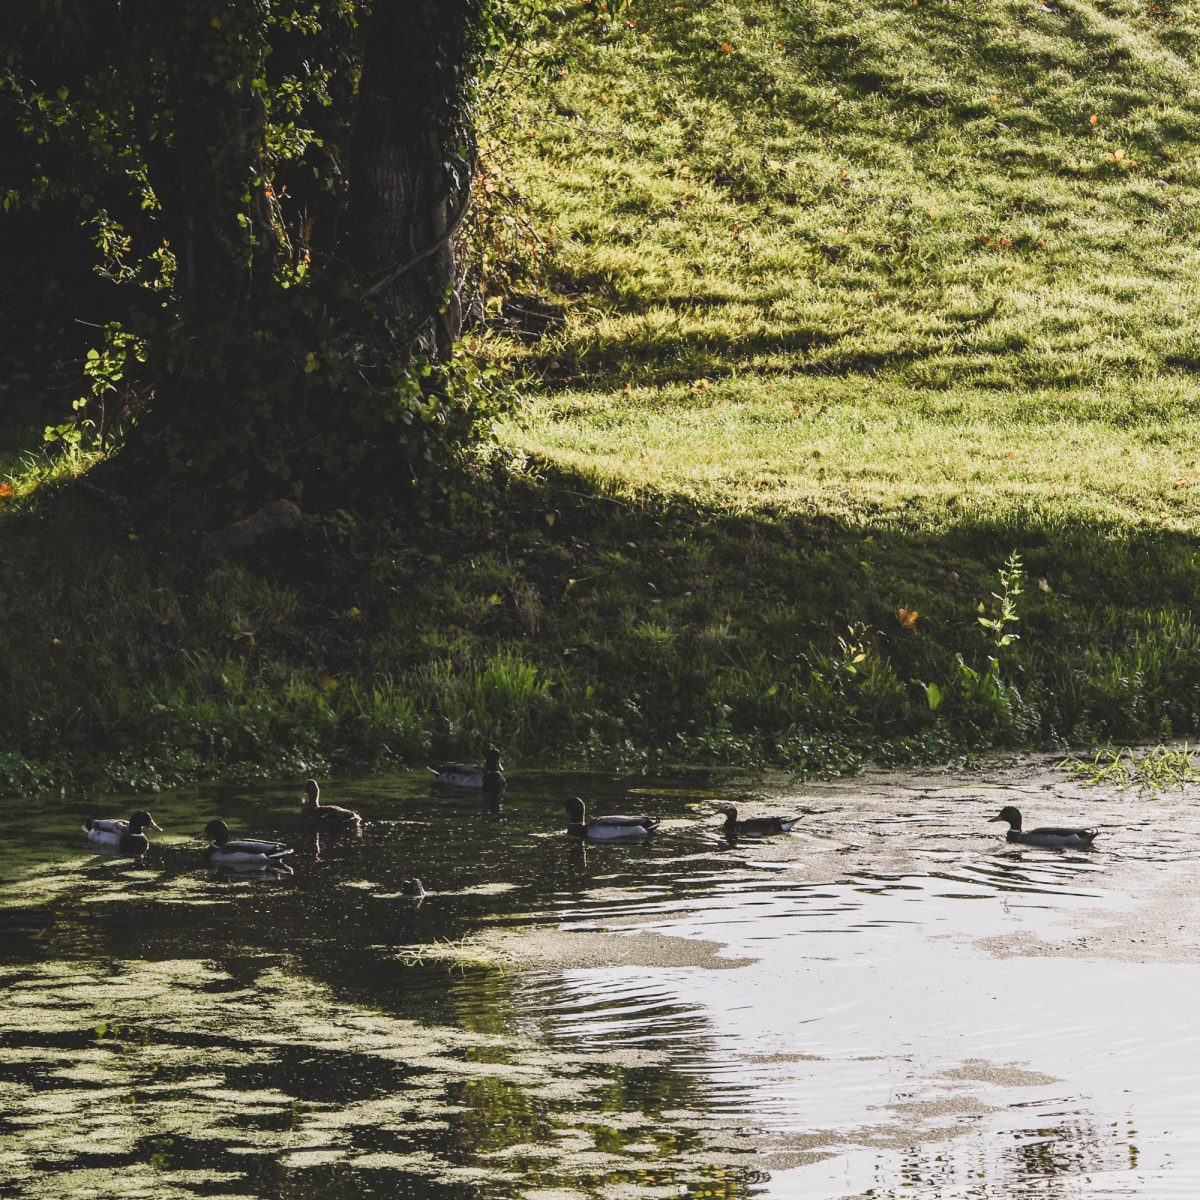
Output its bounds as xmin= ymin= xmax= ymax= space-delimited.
xmin=1029 ymin=825 xmax=1098 ymax=839
xmin=224 ymin=838 xmax=292 ymax=856
xmin=86 ymin=818 xmax=129 ymax=835
xmin=310 ymin=804 xmax=361 ymax=823
xmin=584 ymin=816 xmax=658 ymax=840
xmin=430 ymin=763 xmax=484 ymax=786
xmin=735 ymin=814 xmax=802 ymax=834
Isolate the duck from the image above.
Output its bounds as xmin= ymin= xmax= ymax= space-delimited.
xmin=989 ymin=805 xmax=1098 ymax=848
xmin=717 ymin=803 xmax=803 ymax=836
xmin=429 ymin=747 xmax=505 ymax=792
xmin=300 ymin=779 xmax=362 ymax=829
xmin=204 ymin=819 xmax=294 ymax=867
xmin=563 ymin=797 xmax=659 ymax=841
xmin=82 ymin=811 xmax=161 ymax=855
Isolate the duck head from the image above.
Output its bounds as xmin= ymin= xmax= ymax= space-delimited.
xmin=989 ymin=805 xmax=1022 ymax=830
xmin=563 ymin=797 xmax=586 ymax=822
xmin=485 ymin=747 xmax=504 ymax=771
xmin=204 ymin=818 xmax=231 ymax=846
xmin=129 ymin=811 xmax=162 ymax=833
xmin=716 ymin=803 xmax=738 ymax=823
xmin=303 ymin=779 xmax=321 ymax=809
xmin=403 ymin=878 xmax=426 ymax=897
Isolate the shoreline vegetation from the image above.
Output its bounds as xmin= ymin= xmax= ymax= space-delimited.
xmin=7 ymin=0 xmax=1200 ymax=795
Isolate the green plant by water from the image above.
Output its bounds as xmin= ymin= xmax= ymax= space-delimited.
xmin=1060 ymin=744 xmax=1200 ymax=794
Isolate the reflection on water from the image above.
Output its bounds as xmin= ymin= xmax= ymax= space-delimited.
xmin=1 ymin=762 xmax=1199 ymax=1197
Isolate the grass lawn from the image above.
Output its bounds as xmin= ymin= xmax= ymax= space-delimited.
xmin=494 ymin=0 xmax=1200 ymax=529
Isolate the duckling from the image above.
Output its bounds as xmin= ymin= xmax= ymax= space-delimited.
xmin=204 ymin=819 xmax=293 ymax=867
xmin=82 ymin=811 xmax=161 ymax=856
xmin=989 ymin=805 xmax=1098 ymax=849
xmin=564 ymin=797 xmax=659 ymax=841
xmin=300 ymin=779 xmax=362 ymax=830
xmin=717 ymin=803 xmax=803 ymax=836
xmin=429 ymin=747 xmax=505 ymax=792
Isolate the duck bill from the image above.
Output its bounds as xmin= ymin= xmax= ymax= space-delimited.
xmin=149 ymin=818 xmax=163 ymax=830
xmin=987 ymin=815 xmax=1006 ymax=823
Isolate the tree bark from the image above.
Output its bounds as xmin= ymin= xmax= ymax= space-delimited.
xmin=346 ymin=0 xmax=480 ymax=359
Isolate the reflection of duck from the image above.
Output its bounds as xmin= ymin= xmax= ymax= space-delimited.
xmin=564 ymin=797 xmax=659 ymax=840
xmin=717 ymin=803 xmax=802 ymax=836
xmin=429 ymin=747 xmax=505 ymax=792
xmin=301 ymin=779 xmax=362 ymax=830
xmin=213 ymin=861 xmax=294 ymax=879
xmin=82 ymin=811 xmax=161 ymax=855
xmin=989 ymin=806 xmax=1098 ymax=848
xmin=204 ymin=819 xmax=294 ymax=866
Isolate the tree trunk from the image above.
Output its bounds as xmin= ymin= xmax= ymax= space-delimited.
xmin=116 ymin=3 xmax=284 ymax=478
xmin=346 ymin=0 xmax=480 ymax=359
xmin=150 ymin=5 xmax=280 ymax=352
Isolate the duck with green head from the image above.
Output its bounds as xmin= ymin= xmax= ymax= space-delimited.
xmin=204 ymin=819 xmax=294 ymax=867
xmin=82 ymin=811 xmax=161 ymax=856
xmin=429 ymin=747 xmax=505 ymax=793
xmin=564 ymin=797 xmax=659 ymax=841
xmin=989 ymin=806 xmax=1098 ymax=848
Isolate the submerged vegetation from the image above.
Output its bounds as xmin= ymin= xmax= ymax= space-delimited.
xmin=6 ymin=0 xmax=1200 ymax=791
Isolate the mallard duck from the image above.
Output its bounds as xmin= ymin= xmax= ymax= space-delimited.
xmin=204 ymin=819 xmax=293 ymax=866
xmin=429 ymin=747 xmax=505 ymax=791
xmin=300 ymin=779 xmax=362 ymax=829
xmin=564 ymin=797 xmax=659 ymax=840
xmin=989 ymin=805 xmax=1098 ymax=848
xmin=82 ymin=811 xmax=161 ymax=855
xmin=717 ymin=803 xmax=803 ymax=836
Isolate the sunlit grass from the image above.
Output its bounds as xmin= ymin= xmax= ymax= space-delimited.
xmin=495 ymin=0 xmax=1200 ymax=526
xmin=508 ymin=376 xmax=1200 ymax=527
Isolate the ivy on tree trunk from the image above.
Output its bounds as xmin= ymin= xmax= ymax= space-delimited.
xmin=348 ymin=0 xmax=482 ymax=360
xmin=1 ymin=0 xmax=506 ymax=511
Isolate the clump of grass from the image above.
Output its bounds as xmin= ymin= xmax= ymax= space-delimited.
xmin=1060 ymin=744 xmax=1200 ymax=794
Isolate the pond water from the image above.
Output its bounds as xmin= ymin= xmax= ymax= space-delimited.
xmin=2 ymin=760 xmax=1199 ymax=1199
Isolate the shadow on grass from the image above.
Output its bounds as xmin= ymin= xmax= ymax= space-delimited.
xmin=1 ymin=454 xmax=1199 ymax=793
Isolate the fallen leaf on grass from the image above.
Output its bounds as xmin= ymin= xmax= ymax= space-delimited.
xmin=1106 ymin=148 xmax=1138 ymax=168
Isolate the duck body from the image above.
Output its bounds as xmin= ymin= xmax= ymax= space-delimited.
xmin=564 ymin=797 xmax=659 ymax=841
xmin=82 ymin=811 xmax=161 ymax=855
xmin=204 ymin=819 xmax=293 ymax=866
xmin=989 ymin=805 xmax=1098 ymax=848
xmin=717 ymin=803 xmax=802 ymax=836
xmin=300 ymin=779 xmax=362 ymax=829
xmin=429 ymin=747 xmax=505 ymax=792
